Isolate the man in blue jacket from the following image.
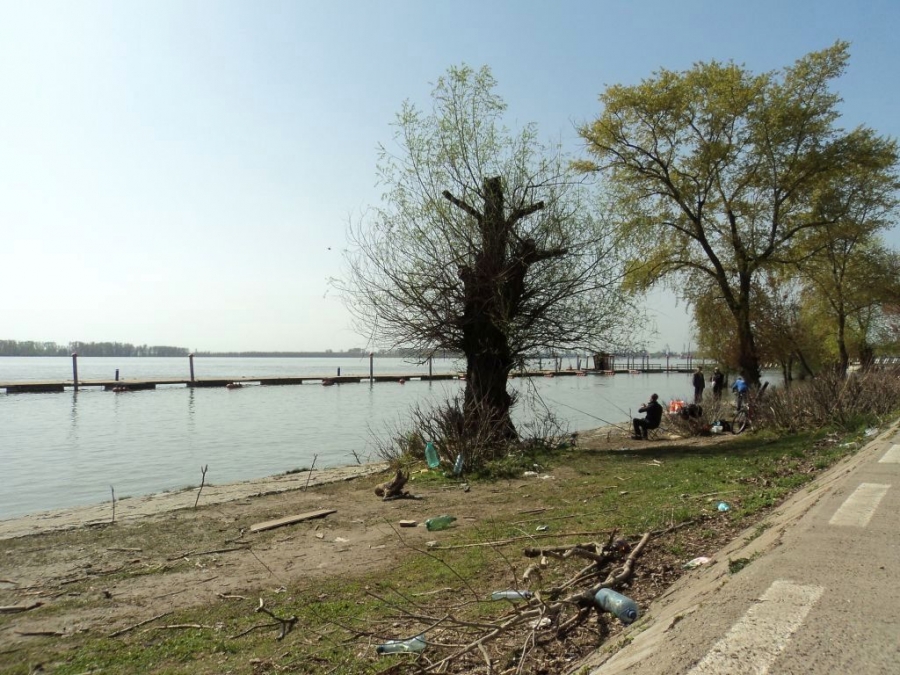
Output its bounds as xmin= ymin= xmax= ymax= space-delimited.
xmin=633 ymin=393 xmax=663 ymax=440
xmin=732 ymin=376 xmax=749 ymax=409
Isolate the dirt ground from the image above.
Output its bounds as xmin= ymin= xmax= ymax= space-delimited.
xmin=0 ymin=426 xmax=741 ymax=657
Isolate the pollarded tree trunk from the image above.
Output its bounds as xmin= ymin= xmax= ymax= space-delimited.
xmin=445 ymin=176 xmax=559 ymax=453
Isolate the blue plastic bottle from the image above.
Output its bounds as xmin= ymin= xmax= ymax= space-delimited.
xmin=424 ymin=441 xmax=440 ymax=469
xmin=594 ymin=588 xmax=639 ymax=623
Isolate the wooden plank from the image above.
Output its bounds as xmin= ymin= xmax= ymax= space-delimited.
xmin=250 ymin=509 xmax=337 ymax=533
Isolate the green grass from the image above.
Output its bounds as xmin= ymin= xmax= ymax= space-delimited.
xmin=0 ymin=427 xmax=870 ymax=675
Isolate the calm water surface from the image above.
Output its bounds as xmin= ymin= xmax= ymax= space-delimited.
xmin=1 ymin=356 xmax=723 ymax=519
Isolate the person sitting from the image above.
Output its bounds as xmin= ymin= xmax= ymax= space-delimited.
xmin=633 ymin=393 xmax=663 ymax=440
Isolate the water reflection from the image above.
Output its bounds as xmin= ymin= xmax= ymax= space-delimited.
xmin=68 ymin=390 xmax=79 ymax=440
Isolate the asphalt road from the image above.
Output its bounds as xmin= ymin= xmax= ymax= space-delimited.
xmin=579 ymin=422 xmax=900 ymax=674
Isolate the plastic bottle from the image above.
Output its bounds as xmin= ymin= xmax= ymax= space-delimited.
xmin=424 ymin=441 xmax=440 ymax=469
xmin=424 ymin=515 xmax=456 ymax=531
xmin=453 ymin=454 xmax=464 ymax=476
xmin=491 ymin=590 xmax=533 ymax=601
xmin=376 ymin=634 xmax=426 ymax=654
xmin=594 ymin=588 xmax=639 ymax=624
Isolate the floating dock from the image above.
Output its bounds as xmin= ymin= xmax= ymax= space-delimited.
xmin=0 ymin=366 xmax=701 ymax=394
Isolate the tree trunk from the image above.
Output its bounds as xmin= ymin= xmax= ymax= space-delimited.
xmin=734 ymin=300 xmax=762 ymax=387
xmin=445 ymin=176 xmax=552 ymax=454
xmin=464 ymin=347 xmax=517 ymax=444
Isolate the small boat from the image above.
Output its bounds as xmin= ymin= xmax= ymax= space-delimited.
xmin=226 ymin=382 xmax=243 ymax=389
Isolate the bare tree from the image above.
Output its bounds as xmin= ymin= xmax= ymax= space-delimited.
xmin=342 ymin=65 xmax=636 ymax=455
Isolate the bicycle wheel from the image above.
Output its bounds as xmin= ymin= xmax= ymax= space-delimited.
xmin=732 ymin=409 xmax=748 ymax=434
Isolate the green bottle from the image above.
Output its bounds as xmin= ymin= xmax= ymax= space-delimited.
xmin=424 ymin=441 xmax=440 ymax=469
xmin=425 ymin=515 xmax=456 ymax=531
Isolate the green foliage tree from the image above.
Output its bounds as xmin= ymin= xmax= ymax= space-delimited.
xmin=796 ymin=231 xmax=900 ymax=374
xmin=343 ymin=65 xmax=635 ymax=453
xmin=576 ymin=41 xmax=899 ymax=386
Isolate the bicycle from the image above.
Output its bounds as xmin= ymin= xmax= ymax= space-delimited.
xmin=732 ymin=381 xmax=768 ymax=435
xmin=732 ymin=395 xmax=752 ymax=434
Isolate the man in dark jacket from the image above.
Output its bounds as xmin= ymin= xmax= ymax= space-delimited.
xmin=711 ymin=367 xmax=725 ymax=400
xmin=633 ymin=393 xmax=663 ymax=440
xmin=692 ymin=366 xmax=705 ymax=404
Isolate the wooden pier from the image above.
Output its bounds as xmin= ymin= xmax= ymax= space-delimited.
xmin=0 ymin=366 xmax=699 ymax=394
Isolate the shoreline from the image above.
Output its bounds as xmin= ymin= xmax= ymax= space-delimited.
xmin=0 ymin=424 xmax=636 ymax=541
xmin=0 ymin=461 xmax=388 ymax=540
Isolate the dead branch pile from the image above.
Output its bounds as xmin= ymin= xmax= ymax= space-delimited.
xmin=361 ymin=530 xmax=651 ymax=674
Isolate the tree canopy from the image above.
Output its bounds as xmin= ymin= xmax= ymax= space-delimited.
xmin=577 ymin=41 xmax=899 ymax=384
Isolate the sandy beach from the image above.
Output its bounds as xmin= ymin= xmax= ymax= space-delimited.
xmin=0 ymin=462 xmax=388 ymax=540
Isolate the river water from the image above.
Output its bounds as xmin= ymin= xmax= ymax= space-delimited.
xmin=1 ymin=356 xmax=711 ymax=520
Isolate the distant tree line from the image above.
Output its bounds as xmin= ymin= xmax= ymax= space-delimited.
xmin=0 ymin=341 xmax=458 ymax=359
xmin=0 ymin=340 xmax=189 ymax=357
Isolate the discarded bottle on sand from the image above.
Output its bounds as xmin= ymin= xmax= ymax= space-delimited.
xmin=425 ymin=515 xmax=457 ymax=531
xmin=424 ymin=441 xmax=440 ymax=469
xmin=594 ymin=588 xmax=639 ymax=624
xmin=376 ymin=634 xmax=427 ymax=654
xmin=491 ymin=590 xmax=533 ymax=601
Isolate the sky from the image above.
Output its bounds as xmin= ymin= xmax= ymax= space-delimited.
xmin=1 ymin=1 xmax=898 ymax=353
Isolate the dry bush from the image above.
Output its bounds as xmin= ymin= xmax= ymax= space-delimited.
xmin=758 ymin=369 xmax=900 ymax=432
xmin=373 ymin=393 xmax=570 ymax=473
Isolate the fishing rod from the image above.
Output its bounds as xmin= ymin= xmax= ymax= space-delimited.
xmin=540 ymin=394 xmax=629 ymax=430
xmin=517 ymin=377 xmax=630 ymax=430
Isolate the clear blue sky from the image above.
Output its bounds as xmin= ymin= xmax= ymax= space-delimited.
xmin=2 ymin=0 xmax=898 ymax=352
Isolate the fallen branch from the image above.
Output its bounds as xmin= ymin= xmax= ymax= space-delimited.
xmin=108 ymin=611 xmax=173 ymax=638
xmin=154 ymin=624 xmax=213 ymax=631
xmin=232 ymin=598 xmax=298 ymax=641
xmin=0 ymin=602 xmax=43 ymax=614
xmin=434 ymin=530 xmax=610 ymax=550
xmin=194 ymin=546 xmax=250 ymax=556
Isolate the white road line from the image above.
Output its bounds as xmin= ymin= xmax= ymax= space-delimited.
xmin=879 ymin=444 xmax=900 ymax=463
xmin=828 ymin=483 xmax=891 ymax=527
xmin=687 ymin=580 xmax=823 ymax=675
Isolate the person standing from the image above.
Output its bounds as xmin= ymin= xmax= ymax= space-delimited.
xmin=632 ymin=393 xmax=663 ymax=440
xmin=692 ymin=366 xmax=705 ymax=404
xmin=711 ymin=367 xmax=725 ymax=400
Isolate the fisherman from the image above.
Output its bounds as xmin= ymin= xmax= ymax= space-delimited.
xmin=632 ymin=393 xmax=663 ymax=440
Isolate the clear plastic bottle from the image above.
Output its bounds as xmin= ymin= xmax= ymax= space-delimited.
xmin=491 ymin=590 xmax=533 ymax=601
xmin=453 ymin=454 xmax=464 ymax=476
xmin=424 ymin=441 xmax=440 ymax=469
xmin=425 ymin=515 xmax=457 ymax=531
xmin=594 ymin=588 xmax=639 ymax=624
xmin=376 ymin=634 xmax=426 ymax=654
